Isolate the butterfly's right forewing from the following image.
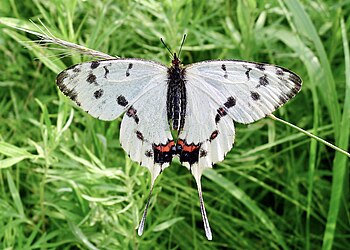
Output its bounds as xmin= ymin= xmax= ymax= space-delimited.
xmin=56 ymin=59 xmax=168 ymax=121
xmin=56 ymin=58 xmax=174 ymax=236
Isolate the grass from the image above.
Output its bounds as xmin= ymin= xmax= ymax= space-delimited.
xmin=0 ymin=0 xmax=349 ymax=249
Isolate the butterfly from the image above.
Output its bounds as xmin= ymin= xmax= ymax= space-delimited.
xmin=56 ymin=37 xmax=302 ymax=240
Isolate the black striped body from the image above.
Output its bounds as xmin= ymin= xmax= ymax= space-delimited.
xmin=166 ymin=56 xmax=186 ymax=132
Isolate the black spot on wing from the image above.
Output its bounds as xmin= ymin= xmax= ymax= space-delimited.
xmin=276 ymin=68 xmax=284 ymax=76
xmin=216 ymin=97 xmax=236 ymax=124
xmin=73 ymin=66 xmax=81 ymax=73
xmin=127 ymin=106 xmax=139 ymax=124
xmin=224 ymin=96 xmax=236 ymax=108
xmin=279 ymin=95 xmax=288 ymax=104
xmin=279 ymin=83 xmax=301 ymax=104
xmin=209 ymin=130 xmax=219 ymax=142
xmin=117 ymin=95 xmax=128 ymax=106
xmin=221 ymin=64 xmax=228 ymax=79
xmin=87 ymin=73 xmax=97 ymax=84
xmin=256 ymin=75 xmax=269 ymax=88
xmin=288 ymin=73 xmax=299 ymax=83
xmin=177 ymin=140 xmax=201 ymax=165
xmin=251 ymin=91 xmax=260 ymax=100
xmin=294 ymin=83 xmax=302 ymax=93
xmin=153 ymin=140 xmax=175 ymax=164
xmin=215 ymin=114 xmax=221 ymax=124
xmin=215 ymin=107 xmax=228 ymax=124
xmin=60 ymin=85 xmax=78 ymax=102
xmin=136 ymin=131 xmax=144 ymax=141
xmin=56 ymin=72 xmax=79 ymax=103
xmin=56 ymin=71 xmax=69 ymax=87
xmin=200 ymin=149 xmax=207 ymax=158
xmin=255 ymin=63 xmax=265 ymax=71
xmin=127 ymin=106 xmax=137 ymax=116
xmin=94 ymin=89 xmax=103 ymax=99
xmin=245 ymin=67 xmax=252 ymax=80
xmin=126 ymin=63 xmax=133 ymax=77
xmin=145 ymin=150 xmax=153 ymax=157
xmin=289 ymin=73 xmax=302 ymax=86
xmin=217 ymin=107 xmax=227 ymax=116
xmin=67 ymin=89 xmax=78 ymax=101
xmin=91 ymin=61 xmax=100 ymax=69
xmin=103 ymin=66 xmax=110 ymax=78
xmin=286 ymin=87 xmax=300 ymax=99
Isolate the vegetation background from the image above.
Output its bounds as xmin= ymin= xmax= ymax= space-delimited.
xmin=0 ymin=0 xmax=349 ymax=249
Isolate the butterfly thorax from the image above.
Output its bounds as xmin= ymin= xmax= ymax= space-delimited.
xmin=166 ymin=53 xmax=187 ymax=132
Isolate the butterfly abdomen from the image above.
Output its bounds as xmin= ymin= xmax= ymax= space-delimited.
xmin=166 ymin=64 xmax=187 ymax=132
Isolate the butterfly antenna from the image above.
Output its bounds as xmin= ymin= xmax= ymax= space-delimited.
xmin=178 ymin=34 xmax=187 ymax=58
xmin=160 ymin=38 xmax=173 ymax=58
xmin=138 ymin=184 xmax=154 ymax=236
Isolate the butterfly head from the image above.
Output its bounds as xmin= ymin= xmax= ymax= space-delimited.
xmin=172 ymin=53 xmax=181 ymax=67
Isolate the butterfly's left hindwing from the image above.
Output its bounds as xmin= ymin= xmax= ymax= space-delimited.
xmin=177 ymin=79 xmax=235 ymax=177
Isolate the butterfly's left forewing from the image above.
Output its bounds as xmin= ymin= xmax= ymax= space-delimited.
xmin=185 ymin=60 xmax=302 ymax=124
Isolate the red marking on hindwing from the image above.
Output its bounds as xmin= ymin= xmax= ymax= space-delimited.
xmin=177 ymin=139 xmax=200 ymax=152
xmin=154 ymin=140 xmax=175 ymax=152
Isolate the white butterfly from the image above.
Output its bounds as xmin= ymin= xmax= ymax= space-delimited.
xmin=56 ymin=42 xmax=301 ymax=240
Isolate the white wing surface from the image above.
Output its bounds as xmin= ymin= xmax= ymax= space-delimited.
xmin=179 ymin=60 xmax=301 ymax=240
xmin=179 ymin=59 xmax=301 ymax=175
xmin=185 ymin=60 xmax=302 ymax=124
xmin=119 ymin=73 xmax=175 ymax=237
xmin=177 ymin=79 xmax=235 ymax=173
xmin=119 ymin=75 xmax=173 ymax=181
xmin=56 ymin=58 xmax=174 ymax=180
xmin=56 ymin=59 xmax=173 ymax=237
xmin=56 ymin=56 xmax=302 ymax=241
xmin=56 ymin=59 xmax=168 ymax=121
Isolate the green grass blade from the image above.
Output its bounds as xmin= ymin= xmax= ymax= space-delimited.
xmin=204 ymin=169 xmax=288 ymax=249
xmin=322 ymin=17 xmax=350 ymax=250
xmin=5 ymin=170 xmax=24 ymax=217
xmin=1 ymin=1 xmax=349 ymax=248
xmin=0 ymin=141 xmax=33 ymax=158
xmin=282 ymin=0 xmax=341 ymax=139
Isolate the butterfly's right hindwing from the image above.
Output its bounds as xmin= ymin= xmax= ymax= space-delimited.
xmin=119 ymin=78 xmax=174 ymax=181
xmin=56 ymin=59 xmax=167 ymax=121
